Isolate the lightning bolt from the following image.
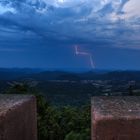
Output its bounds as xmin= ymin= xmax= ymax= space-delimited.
xmin=74 ymin=45 xmax=95 ymax=69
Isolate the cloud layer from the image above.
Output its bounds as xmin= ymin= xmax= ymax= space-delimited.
xmin=0 ymin=0 xmax=140 ymax=49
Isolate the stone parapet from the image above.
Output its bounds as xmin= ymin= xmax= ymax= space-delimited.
xmin=0 ymin=94 xmax=37 ymax=140
xmin=91 ymin=96 xmax=140 ymax=140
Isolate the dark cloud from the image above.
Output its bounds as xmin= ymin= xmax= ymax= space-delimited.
xmin=0 ymin=0 xmax=139 ymax=48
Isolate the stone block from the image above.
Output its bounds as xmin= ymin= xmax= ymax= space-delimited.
xmin=0 ymin=94 xmax=37 ymax=140
xmin=91 ymin=96 xmax=140 ymax=140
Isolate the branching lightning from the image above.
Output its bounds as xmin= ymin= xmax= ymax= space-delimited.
xmin=74 ymin=45 xmax=95 ymax=69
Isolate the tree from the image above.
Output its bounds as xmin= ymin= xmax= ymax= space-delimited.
xmin=6 ymin=81 xmax=91 ymax=140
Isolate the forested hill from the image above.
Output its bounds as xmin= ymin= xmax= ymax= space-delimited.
xmin=21 ymin=70 xmax=140 ymax=81
xmin=0 ymin=68 xmax=140 ymax=81
xmin=0 ymin=68 xmax=41 ymax=80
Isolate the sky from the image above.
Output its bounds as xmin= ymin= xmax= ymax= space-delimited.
xmin=0 ymin=0 xmax=140 ymax=70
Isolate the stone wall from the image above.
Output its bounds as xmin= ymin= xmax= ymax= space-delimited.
xmin=2 ymin=95 xmax=140 ymax=140
xmin=91 ymin=96 xmax=140 ymax=140
xmin=0 ymin=95 xmax=37 ymax=140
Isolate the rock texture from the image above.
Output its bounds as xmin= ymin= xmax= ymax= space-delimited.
xmin=91 ymin=96 xmax=140 ymax=140
xmin=0 ymin=94 xmax=37 ymax=140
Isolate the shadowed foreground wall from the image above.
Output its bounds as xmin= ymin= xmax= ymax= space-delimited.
xmin=0 ymin=95 xmax=37 ymax=140
xmin=91 ymin=96 xmax=140 ymax=140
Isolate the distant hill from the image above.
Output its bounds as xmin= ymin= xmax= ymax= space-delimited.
xmin=81 ymin=71 xmax=140 ymax=81
xmin=21 ymin=70 xmax=140 ymax=81
xmin=0 ymin=68 xmax=140 ymax=81
xmin=22 ymin=71 xmax=81 ymax=81
xmin=0 ymin=68 xmax=42 ymax=80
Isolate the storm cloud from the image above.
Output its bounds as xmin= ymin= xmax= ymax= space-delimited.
xmin=0 ymin=0 xmax=140 ymax=69
xmin=0 ymin=0 xmax=139 ymax=48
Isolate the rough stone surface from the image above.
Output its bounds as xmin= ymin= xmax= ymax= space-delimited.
xmin=0 ymin=94 xmax=37 ymax=140
xmin=91 ymin=96 xmax=140 ymax=140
